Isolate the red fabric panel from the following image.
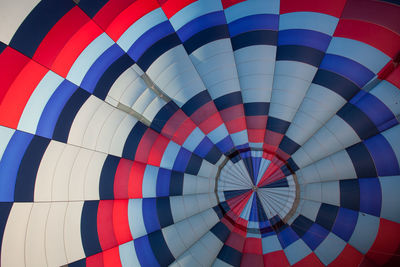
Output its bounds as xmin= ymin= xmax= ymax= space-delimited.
xmin=32 ymin=6 xmax=89 ymax=69
xmin=105 ymin=0 xmax=160 ymax=41
xmin=114 ymin=159 xmax=133 ymax=199
xmin=113 ymin=199 xmax=132 ymax=245
xmin=365 ymin=219 xmax=400 ymax=266
xmin=243 ymin=237 xmax=262 ymax=254
xmin=93 ymin=0 xmax=135 ymax=30
xmin=334 ymin=19 xmax=400 ymax=58
xmin=263 ymin=250 xmax=290 ymax=267
xmin=386 ymin=65 xmax=400 ymax=88
xmin=103 ymin=247 xmax=122 ymax=267
xmin=191 ymin=101 xmax=219 ymax=125
xmin=128 ymin=161 xmax=146 ymax=198
xmin=148 ymin=135 xmax=170 ymax=166
xmin=241 ymin=253 xmax=264 ymax=267
xmin=161 ymin=109 xmax=187 ymax=139
xmin=87 ymin=253 xmax=104 ymax=267
xmin=159 ymin=0 xmax=197 ymax=19
xmin=135 ymin=129 xmax=159 ymax=163
xmin=198 ymin=111 xmax=223 ymax=134
xmin=292 ymin=252 xmax=324 ymax=267
xmin=97 ymin=200 xmax=118 ymax=251
xmin=172 ymin=118 xmax=196 ymax=145
xmin=328 ymin=244 xmax=363 ymax=267
xmin=221 ymin=0 xmax=247 ymax=9
xmin=248 ymin=129 xmax=265 ymax=143
xmin=246 ymin=116 xmax=268 ymax=129
xmin=220 ymin=104 xmax=245 ymax=122
xmin=280 ymin=0 xmax=346 ymax=17
xmin=264 ymin=130 xmax=283 ymax=149
xmin=225 ymin=232 xmax=245 ymax=251
xmin=225 ymin=117 xmax=247 ymax=133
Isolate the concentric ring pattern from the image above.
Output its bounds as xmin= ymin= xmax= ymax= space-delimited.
xmin=0 ymin=0 xmax=399 ymax=266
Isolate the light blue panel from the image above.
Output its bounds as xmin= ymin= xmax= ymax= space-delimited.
xmin=249 ymin=142 xmax=263 ymax=149
xmin=207 ymin=124 xmax=229 ymax=144
xmin=160 ymin=141 xmax=181 ymax=169
xmin=314 ymin=233 xmax=346 ymax=265
xmin=169 ymin=0 xmax=223 ymax=30
xmin=133 ymin=89 xmax=157 ymax=113
xmin=183 ymin=127 xmax=204 ymax=151
xmin=381 ymin=124 xmax=400 ymax=167
xmin=348 ymin=213 xmax=379 ymax=254
xmin=262 ymin=234 xmax=282 ymax=253
xmin=66 ymin=33 xmax=114 ymax=85
xmin=17 ymin=71 xmax=63 ymax=134
xmin=230 ymin=130 xmax=248 ymax=146
xmin=117 ymin=8 xmax=167 ymax=51
xmin=128 ymin=199 xmax=147 ymax=238
xmin=224 ymin=0 xmax=280 ymax=23
xmin=257 ymin=158 xmax=271 ymax=184
xmin=370 ymin=80 xmax=400 ymax=116
xmin=380 ymin=175 xmax=400 ymax=223
xmin=327 ymin=37 xmax=390 ymax=74
xmin=242 ymin=86 xmax=271 ymax=103
xmin=119 ymin=241 xmax=141 ymax=267
xmin=0 ymin=126 xmax=15 ymax=161
xmin=284 ymin=238 xmax=312 ymax=265
xmin=213 ymin=258 xmax=233 ymax=267
xmin=279 ymin=12 xmax=338 ymax=35
xmin=239 ymin=193 xmax=254 ymax=220
xmin=142 ymin=165 xmax=158 ymax=197
xmin=274 ymin=61 xmax=316 ymax=80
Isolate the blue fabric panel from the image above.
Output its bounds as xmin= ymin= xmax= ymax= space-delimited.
xmin=224 ymin=189 xmax=249 ymax=200
xmin=156 ymin=168 xmax=171 ymax=197
xmin=36 ymin=80 xmax=78 ymax=139
xmin=172 ymin=148 xmax=191 ymax=172
xmin=276 ymin=45 xmax=324 ymax=67
xmin=156 ymin=197 xmax=174 ymax=228
xmin=177 ymin=11 xmax=226 ymax=42
xmin=278 ymin=29 xmax=331 ymax=52
xmin=359 ymin=178 xmax=381 ymax=217
xmin=261 ymin=178 xmax=288 ymax=188
xmin=218 ymin=245 xmax=242 ymax=267
xmin=148 ymin=230 xmax=175 ymax=266
xmin=122 ymin=122 xmax=148 ymax=161
xmin=14 ymin=135 xmax=50 ymax=202
xmin=256 ymin=195 xmax=268 ymax=223
xmin=332 ymin=208 xmax=358 ymax=242
xmin=319 ymin=54 xmax=375 ymax=88
xmin=81 ymin=200 xmax=101 ymax=256
xmin=228 ymin=14 xmax=278 ymax=37
xmin=291 ymin=215 xmax=314 ymax=238
xmin=280 ymin=165 xmax=292 ymax=177
xmin=216 ymin=136 xmax=235 ymax=154
xmin=252 ymin=157 xmax=261 ymax=180
xmin=312 ymin=69 xmax=359 ymax=101
xmin=137 ymin=33 xmax=181 ymax=71
xmin=287 ymin=158 xmax=299 ymax=172
xmin=99 ymin=155 xmax=119 ymax=200
xmin=243 ymin=156 xmax=255 ymax=182
xmin=194 ymin=137 xmax=214 ymax=157
xmin=316 ymin=203 xmax=339 ymax=231
xmin=185 ymin=154 xmax=202 ymax=175
xmin=302 ymin=223 xmax=329 ymax=250
xmin=128 ymin=21 xmax=175 ymax=61
xmin=204 ymin=144 xmax=222 ymax=164
xmin=9 ymin=0 xmax=75 ymax=58
xmin=142 ymin=198 xmax=160 ymax=233
xmin=0 ymin=203 xmax=13 ymax=255
xmin=150 ymin=101 xmax=179 ymax=133
xmin=244 ymin=103 xmax=269 ymax=116
xmin=0 ymin=131 xmax=33 ymax=202
xmin=213 ymin=205 xmax=224 ymax=219
xmin=0 ymin=42 xmax=6 ymax=54
xmin=78 ymin=0 xmax=108 ymax=18
xmin=231 ymin=30 xmax=277 ymax=51
xmin=169 ymin=171 xmax=183 ymax=196
xmin=52 ymin=88 xmax=90 ymax=143
xmin=249 ymin=193 xmax=259 ymax=222
xmin=277 ymin=226 xmax=299 ymax=248
xmin=184 ymin=24 xmax=229 ymax=54
xmin=266 ymin=117 xmax=290 ymax=134
xmin=211 ymin=221 xmax=231 ymax=242
xmin=279 ymin=136 xmax=301 ymax=155
xmin=135 ymin=236 xmax=161 ymax=267
xmin=346 ymin=143 xmax=377 ymax=178
xmin=181 ymin=90 xmax=212 ymax=116
xmin=340 ymin=179 xmax=360 ymax=211
xmin=68 ymin=259 xmax=86 ymax=267
xmin=364 ymin=134 xmax=400 ymax=176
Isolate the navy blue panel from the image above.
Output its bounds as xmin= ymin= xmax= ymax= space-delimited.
xmin=93 ymin=54 xmax=135 ymax=100
xmin=286 ymin=157 xmax=299 ymax=172
xmin=218 ymin=245 xmax=242 ymax=267
xmin=281 ymin=165 xmax=292 ymax=177
xmin=278 ymin=29 xmax=331 ymax=52
xmin=68 ymin=259 xmax=86 ymax=267
xmin=0 ymin=42 xmax=6 ymax=54
xmin=231 ymin=30 xmax=277 ymax=51
xmin=14 ymin=136 xmax=50 ymax=202
xmin=99 ymin=155 xmax=119 ymax=200
xmin=316 ymin=203 xmax=339 ymax=231
xmin=211 ymin=222 xmax=230 ymax=242
xmin=204 ymin=145 xmax=222 ymax=164
xmin=173 ymin=148 xmax=191 ymax=172
xmin=183 ymin=24 xmax=229 ymax=54
xmin=214 ymin=91 xmax=243 ymax=111
xmin=150 ymin=101 xmax=179 ymax=133
xmin=276 ymin=45 xmax=324 ymax=67
xmin=169 ymin=171 xmax=183 ymax=196
xmin=359 ymin=178 xmax=381 ymax=217
xmin=181 ymin=90 xmax=211 ymax=116
xmin=224 ymin=189 xmax=249 ymax=200
xmin=266 ymin=117 xmax=290 ymax=134
xmin=52 ymin=88 xmax=90 ymax=143
xmin=148 ymin=230 xmax=175 ymax=266
xmin=137 ymin=33 xmax=181 ymax=71
xmin=185 ymin=154 xmax=202 ymax=175
xmin=302 ymin=223 xmax=329 ymax=250
xmin=312 ymin=69 xmax=359 ymax=101
xmin=340 ymin=179 xmax=360 ymax=211
xmin=9 ymin=0 xmax=75 ymax=57
xmin=279 ymin=136 xmax=300 ymax=155
xmin=156 ymin=168 xmax=171 ymax=197
xmin=156 ymin=197 xmax=174 ymax=228
xmin=0 ymin=203 xmax=12 ymax=255
xmin=135 ymin=236 xmax=161 ymax=267
xmin=122 ymin=122 xmax=147 ymax=160
xmin=244 ymin=102 xmax=269 ymax=116
xmin=213 ymin=204 xmax=225 ymax=219
xmin=143 ymin=198 xmax=160 ymax=233
xmin=243 ymin=156 xmax=255 ymax=183
xmin=346 ymin=143 xmax=377 ymax=178
xmin=332 ymin=208 xmax=358 ymax=242
xmin=81 ymin=201 xmax=101 ymax=256
xmin=261 ymin=178 xmax=288 ymax=188
xmin=255 ymin=194 xmax=269 ymax=222
xmin=78 ymin=0 xmax=108 ymax=18
xmin=337 ymin=103 xmax=379 ymax=140
xmin=291 ymin=215 xmax=313 ymax=237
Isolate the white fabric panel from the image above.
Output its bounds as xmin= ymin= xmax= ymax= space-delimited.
xmin=84 ymin=151 xmax=107 ymax=200
xmin=64 ymin=202 xmax=85 ymax=263
xmin=380 ymin=176 xmax=400 ymax=223
xmin=299 ymin=199 xmax=321 ymax=221
xmin=121 ymin=76 xmax=147 ymax=107
xmin=348 ymin=213 xmax=379 ymax=254
xmin=96 ymin=109 xmax=127 ymax=155
xmin=321 ymin=181 xmax=340 ymax=206
xmin=162 ymin=224 xmax=187 ymax=258
xmin=182 ymin=174 xmax=214 ymax=195
xmin=132 ymin=88 xmax=157 ymax=114
xmin=109 ymin=115 xmax=137 ymax=157
xmin=0 ymin=0 xmax=40 ymax=44
xmin=303 ymin=183 xmax=321 ymax=202
xmin=314 ymin=233 xmax=346 ymax=266
xmin=108 ymin=67 xmax=140 ymax=101
xmin=197 ymin=160 xmax=218 ymax=179
xmin=283 ymin=238 xmax=312 ymax=265
xmin=1 ymin=203 xmax=32 ymax=267
xmin=142 ymin=97 xmax=166 ymax=121
xmin=213 ymin=258 xmax=234 ymax=267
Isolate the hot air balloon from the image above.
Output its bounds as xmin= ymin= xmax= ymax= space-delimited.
xmin=0 ymin=0 xmax=399 ymax=266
